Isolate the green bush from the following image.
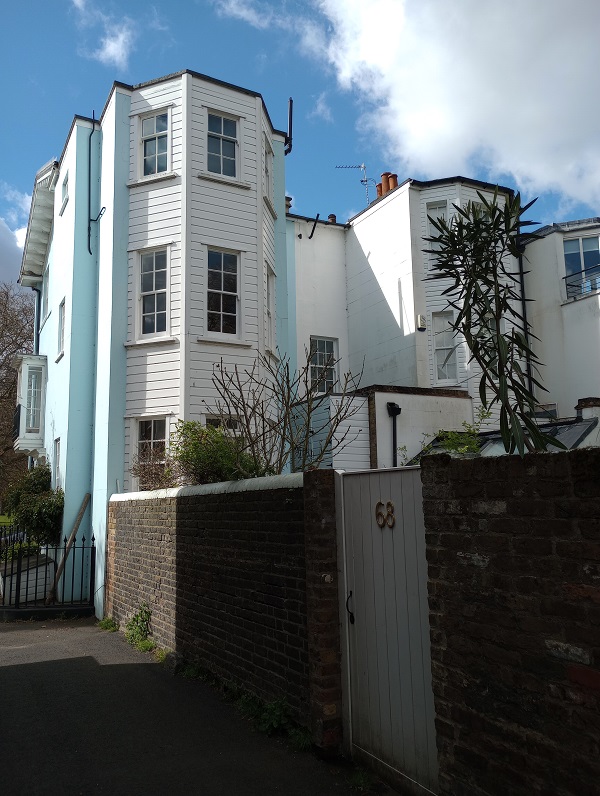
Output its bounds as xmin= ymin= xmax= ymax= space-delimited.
xmin=4 ymin=465 xmax=64 ymax=545
xmin=125 ymin=602 xmax=152 ymax=650
xmin=170 ymin=421 xmax=270 ymax=485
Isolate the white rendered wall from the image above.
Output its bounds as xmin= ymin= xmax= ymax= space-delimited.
xmin=346 ymin=184 xmax=417 ymax=386
xmin=293 ymin=219 xmax=349 ymax=376
xmin=526 ymin=228 xmax=600 ymax=416
xmin=373 ymin=391 xmax=473 ymax=467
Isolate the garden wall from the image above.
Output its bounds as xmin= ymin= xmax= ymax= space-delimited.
xmin=422 ymin=449 xmax=600 ymax=796
xmin=105 ymin=470 xmax=342 ymax=751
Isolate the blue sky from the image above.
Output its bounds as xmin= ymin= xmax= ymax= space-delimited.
xmin=2 ymin=0 xmax=600 ymax=283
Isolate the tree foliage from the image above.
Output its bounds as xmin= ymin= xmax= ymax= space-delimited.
xmin=424 ymin=189 xmax=561 ymax=455
xmin=209 ymin=349 xmax=363 ymax=474
xmin=4 ymin=464 xmax=64 ymax=545
xmin=0 ymin=283 xmax=35 ymax=498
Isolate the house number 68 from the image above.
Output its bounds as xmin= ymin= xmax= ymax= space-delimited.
xmin=375 ymin=501 xmax=395 ymax=529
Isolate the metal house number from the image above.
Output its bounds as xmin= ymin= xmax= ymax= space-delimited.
xmin=375 ymin=501 xmax=396 ymax=529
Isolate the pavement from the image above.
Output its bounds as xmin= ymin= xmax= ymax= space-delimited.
xmin=0 ymin=617 xmax=381 ymax=796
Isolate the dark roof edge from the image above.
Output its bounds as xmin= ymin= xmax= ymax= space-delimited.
xmin=286 ymin=212 xmax=347 ymax=228
xmin=348 ymin=175 xmax=515 ymax=224
xmin=353 ymin=384 xmax=471 ymax=399
xmin=101 ymin=70 xmax=286 ymax=137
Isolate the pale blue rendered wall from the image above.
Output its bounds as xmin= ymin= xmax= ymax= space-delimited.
xmin=91 ymin=89 xmax=130 ymax=616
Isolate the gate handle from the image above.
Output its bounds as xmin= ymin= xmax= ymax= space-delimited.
xmin=346 ymin=591 xmax=355 ymax=625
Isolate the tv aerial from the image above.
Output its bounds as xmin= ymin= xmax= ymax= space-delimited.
xmin=335 ymin=163 xmax=376 ymax=206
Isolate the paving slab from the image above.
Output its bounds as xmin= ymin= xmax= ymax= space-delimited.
xmin=0 ymin=618 xmax=386 ymax=796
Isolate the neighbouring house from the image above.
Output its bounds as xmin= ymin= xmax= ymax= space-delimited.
xmin=524 ymin=217 xmax=600 ymax=418
xmin=12 ymin=67 xmax=599 ymax=616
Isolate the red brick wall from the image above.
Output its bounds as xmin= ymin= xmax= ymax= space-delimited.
xmin=105 ymin=472 xmax=343 ymax=750
xmin=422 ymin=449 xmax=600 ymax=796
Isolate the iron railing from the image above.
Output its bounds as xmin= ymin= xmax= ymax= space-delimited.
xmin=564 ymin=262 xmax=600 ymax=299
xmin=0 ymin=526 xmax=95 ymax=609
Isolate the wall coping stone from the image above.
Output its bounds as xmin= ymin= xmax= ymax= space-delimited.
xmin=109 ymin=472 xmax=304 ymax=503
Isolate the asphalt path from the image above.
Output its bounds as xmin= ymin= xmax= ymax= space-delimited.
xmin=0 ymin=618 xmax=380 ymax=796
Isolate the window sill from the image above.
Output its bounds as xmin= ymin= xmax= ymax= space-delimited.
xmin=127 ymin=172 xmax=179 ymax=188
xmin=263 ymin=194 xmax=277 ymax=219
xmin=124 ymin=336 xmax=179 ymax=349
xmin=198 ymin=172 xmax=251 ymax=190
xmin=195 ymin=336 xmax=253 ymax=348
xmin=55 ymin=351 xmax=64 ymax=364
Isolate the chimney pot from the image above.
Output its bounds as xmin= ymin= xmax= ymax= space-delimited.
xmin=381 ymin=172 xmax=391 ymax=194
xmin=389 ymin=173 xmax=398 ymax=190
xmin=376 ymin=183 xmax=382 ymax=198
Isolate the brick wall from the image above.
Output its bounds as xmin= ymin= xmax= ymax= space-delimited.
xmin=422 ymin=449 xmax=600 ymax=796
xmin=105 ymin=471 xmax=342 ymax=750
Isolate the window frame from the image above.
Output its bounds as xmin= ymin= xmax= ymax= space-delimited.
xmin=426 ymin=201 xmax=448 ymax=258
xmin=53 ymin=438 xmax=61 ymax=491
xmin=264 ymin=136 xmax=274 ymax=203
xmin=206 ymin=247 xmax=240 ymax=338
xmin=563 ymin=235 xmax=600 ymax=298
xmin=57 ymin=298 xmax=65 ymax=358
xmin=206 ymin=110 xmax=239 ymax=179
xmin=432 ymin=309 xmax=459 ymax=385
xmin=137 ymin=247 xmax=170 ymax=341
xmin=59 ymin=172 xmax=69 ymax=216
xmin=136 ymin=416 xmax=168 ymax=491
xmin=266 ymin=262 xmax=276 ymax=353
xmin=139 ymin=108 xmax=171 ymax=180
xmin=310 ymin=336 xmax=338 ymax=395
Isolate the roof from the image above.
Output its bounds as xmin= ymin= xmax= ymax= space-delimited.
xmin=19 ymin=160 xmax=59 ymax=287
xmin=347 ymin=175 xmax=515 ymax=224
xmin=105 ymin=69 xmax=287 ymax=137
xmin=407 ymin=416 xmax=599 ymax=464
xmin=532 ymin=217 xmax=600 ymax=240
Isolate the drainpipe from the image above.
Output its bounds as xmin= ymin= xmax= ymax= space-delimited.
xmin=31 ymin=286 xmax=41 ymax=355
xmin=387 ymin=402 xmax=402 ymax=467
xmin=518 ymin=250 xmax=534 ymax=396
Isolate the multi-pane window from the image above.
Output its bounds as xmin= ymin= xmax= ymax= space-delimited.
xmin=137 ymin=418 xmax=167 ymax=490
xmin=60 ymin=172 xmax=69 ymax=214
xmin=310 ymin=337 xmax=337 ymax=394
xmin=432 ymin=310 xmax=458 ymax=382
xmin=140 ymin=250 xmax=167 ymax=335
xmin=427 ymin=201 xmax=447 ymax=255
xmin=138 ymin=418 xmax=166 ymax=459
xmin=563 ymin=237 xmax=600 ymax=297
xmin=58 ymin=299 xmax=65 ymax=356
xmin=207 ymin=249 xmax=238 ymax=334
xmin=207 ymin=113 xmax=237 ymax=177
xmin=142 ymin=112 xmax=168 ymax=176
xmin=26 ymin=366 xmax=43 ymax=433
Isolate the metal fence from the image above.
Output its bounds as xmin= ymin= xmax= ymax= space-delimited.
xmin=0 ymin=526 xmax=95 ymax=608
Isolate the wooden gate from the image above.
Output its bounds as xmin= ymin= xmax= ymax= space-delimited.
xmin=336 ymin=468 xmax=438 ymax=795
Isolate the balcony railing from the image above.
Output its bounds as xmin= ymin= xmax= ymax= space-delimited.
xmin=564 ymin=262 xmax=600 ymax=299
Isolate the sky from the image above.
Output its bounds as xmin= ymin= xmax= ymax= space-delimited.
xmin=1 ymin=0 xmax=600 ymax=284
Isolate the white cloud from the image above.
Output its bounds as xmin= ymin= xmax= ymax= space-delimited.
xmin=212 ymin=0 xmax=275 ymax=30
xmin=217 ymin=0 xmax=600 ymax=209
xmin=0 ymin=219 xmax=24 ymax=285
xmin=71 ymin=0 xmax=136 ymax=70
xmin=308 ymin=92 xmax=333 ymax=123
xmin=90 ymin=20 xmax=136 ymax=70
xmin=0 ymin=182 xmax=31 ymax=227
